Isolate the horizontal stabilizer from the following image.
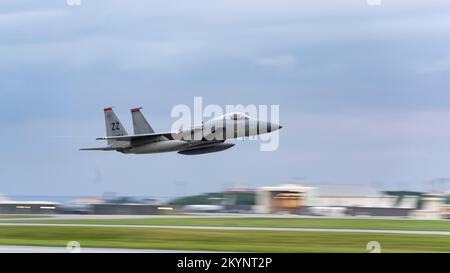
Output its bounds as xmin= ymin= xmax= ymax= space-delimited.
xmin=97 ymin=132 xmax=174 ymax=142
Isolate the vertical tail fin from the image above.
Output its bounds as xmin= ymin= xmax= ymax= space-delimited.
xmin=104 ymin=107 xmax=128 ymax=145
xmin=131 ymin=107 xmax=155 ymax=135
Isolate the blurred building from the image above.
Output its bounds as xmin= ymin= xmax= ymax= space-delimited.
xmin=316 ymin=184 xmax=391 ymax=207
xmin=313 ymin=185 xmax=417 ymax=217
xmin=91 ymin=196 xmax=162 ymax=215
xmin=0 ymin=193 xmax=59 ymax=214
xmin=170 ymin=190 xmax=256 ymax=213
xmin=58 ymin=197 xmax=103 ymax=214
xmin=254 ymin=183 xmax=449 ymax=218
xmin=255 ymin=184 xmax=316 ymax=214
xmin=409 ymin=192 xmax=446 ymax=220
xmin=443 ymin=192 xmax=450 ymax=219
xmin=92 ymin=203 xmax=161 ymax=215
xmin=0 ymin=201 xmax=58 ymax=214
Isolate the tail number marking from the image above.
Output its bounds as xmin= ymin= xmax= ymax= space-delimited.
xmin=111 ymin=122 xmax=120 ymax=131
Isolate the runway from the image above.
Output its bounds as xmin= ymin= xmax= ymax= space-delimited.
xmin=0 ymin=245 xmax=220 ymax=253
xmin=0 ymin=213 xmax=435 ymax=221
xmin=0 ymin=222 xmax=449 ymax=236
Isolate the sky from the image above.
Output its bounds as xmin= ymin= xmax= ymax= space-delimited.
xmin=1 ymin=0 xmax=450 ymax=198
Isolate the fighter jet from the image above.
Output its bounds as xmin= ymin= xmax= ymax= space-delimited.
xmin=80 ymin=107 xmax=282 ymax=155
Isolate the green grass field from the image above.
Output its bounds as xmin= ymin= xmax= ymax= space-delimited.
xmin=0 ymin=225 xmax=449 ymax=252
xmin=3 ymin=217 xmax=449 ymax=232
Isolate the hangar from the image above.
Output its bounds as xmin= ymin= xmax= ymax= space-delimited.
xmin=254 ymin=183 xmax=447 ymax=218
xmin=255 ymin=184 xmax=316 ymax=214
xmin=0 ymin=201 xmax=58 ymax=214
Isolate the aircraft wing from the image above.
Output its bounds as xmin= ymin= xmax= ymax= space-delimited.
xmin=96 ymin=132 xmax=174 ymax=142
xmin=79 ymin=146 xmax=126 ymax=151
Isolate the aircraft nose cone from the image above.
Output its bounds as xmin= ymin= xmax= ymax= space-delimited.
xmin=268 ymin=123 xmax=282 ymax=132
xmin=257 ymin=122 xmax=282 ymax=134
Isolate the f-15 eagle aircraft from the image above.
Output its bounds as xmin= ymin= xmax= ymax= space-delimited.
xmin=80 ymin=107 xmax=282 ymax=155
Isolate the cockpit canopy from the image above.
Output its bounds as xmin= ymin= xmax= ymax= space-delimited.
xmin=208 ymin=112 xmax=253 ymax=124
xmin=223 ymin=112 xmax=251 ymax=121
